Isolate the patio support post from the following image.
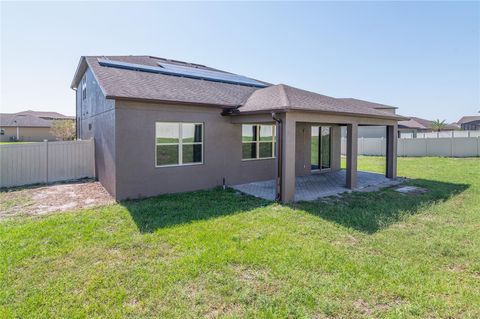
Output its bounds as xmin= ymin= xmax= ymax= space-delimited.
xmin=386 ymin=124 xmax=398 ymax=179
xmin=281 ymin=114 xmax=296 ymax=202
xmin=346 ymin=123 xmax=358 ymax=189
xmin=330 ymin=126 xmax=342 ymax=171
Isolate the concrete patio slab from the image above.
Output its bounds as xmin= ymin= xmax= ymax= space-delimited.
xmin=232 ymin=170 xmax=402 ymax=201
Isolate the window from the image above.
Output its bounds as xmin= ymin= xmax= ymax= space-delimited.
xmin=81 ymin=77 xmax=87 ymax=100
xmin=242 ymin=124 xmax=275 ymax=160
xmin=155 ymin=122 xmax=203 ymax=167
xmin=0 ymin=129 xmax=4 ymax=136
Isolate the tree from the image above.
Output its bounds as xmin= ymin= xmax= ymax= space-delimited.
xmin=431 ymin=119 xmax=447 ymax=132
xmin=50 ymin=120 xmax=76 ymax=140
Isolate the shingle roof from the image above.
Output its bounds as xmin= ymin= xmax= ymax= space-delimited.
xmin=71 ymin=55 xmax=404 ymax=120
xmin=457 ymin=116 xmax=480 ymax=124
xmin=0 ymin=114 xmax=52 ymax=127
xmin=399 ymin=117 xmax=459 ymax=130
xmin=398 ymin=118 xmax=425 ymax=129
xmin=15 ymin=110 xmax=74 ymax=120
xmin=75 ymin=56 xmax=260 ymax=107
xmin=237 ymin=84 xmax=404 ymax=119
xmin=336 ymin=98 xmax=396 ymax=110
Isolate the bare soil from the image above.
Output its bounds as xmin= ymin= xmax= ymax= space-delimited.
xmin=0 ymin=180 xmax=114 ymax=218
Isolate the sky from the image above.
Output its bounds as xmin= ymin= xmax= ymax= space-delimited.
xmin=1 ymin=1 xmax=479 ymax=122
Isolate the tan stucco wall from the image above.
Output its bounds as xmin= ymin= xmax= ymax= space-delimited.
xmin=114 ymin=101 xmax=276 ymax=200
xmin=112 ymin=105 xmax=397 ymax=200
xmin=0 ymin=126 xmax=56 ymax=142
xmin=294 ymin=123 xmax=342 ymax=176
xmin=330 ymin=126 xmax=342 ymax=171
xmin=77 ymin=67 xmax=117 ymax=197
xmin=295 ymin=123 xmax=310 ymax=176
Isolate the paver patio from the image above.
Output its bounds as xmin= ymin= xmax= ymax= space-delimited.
xmin=232 ymin=169 xmax=402 ymax=201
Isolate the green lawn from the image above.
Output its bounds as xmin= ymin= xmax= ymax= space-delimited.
xmin=1 ymin=157 xmax=479 ymax=318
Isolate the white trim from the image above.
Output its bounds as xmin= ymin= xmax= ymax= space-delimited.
xmin=155 ymin=122 xmax=204 ymax=168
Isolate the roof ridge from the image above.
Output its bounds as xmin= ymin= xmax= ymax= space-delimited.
xmin=277 ymin=84 xmax=291 ymax=107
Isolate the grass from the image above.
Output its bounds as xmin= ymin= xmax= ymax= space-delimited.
xmin=1 ymin=157 xmax=479 ymax=318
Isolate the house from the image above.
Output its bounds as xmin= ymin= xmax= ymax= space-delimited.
xmin=337 ymin=99 xmax=398 ymax=138
xmin=457 ymin=116 xmax=480 ymax=131
xmin=398 ymin=116 xmax=459 ymax=137
xmin=71 ymin=55 xmax=405 ymax=202
xmin=0 ymin=111 xmax=73 ymax=142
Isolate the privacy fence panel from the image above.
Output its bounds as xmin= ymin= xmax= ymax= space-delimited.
xmin=0 ymin=139 xmax=95 ymax=188
xmin=400 ymin=130 xmax=480 ymax=138
xmin=342 ymin=137 xmax=480 ymax=157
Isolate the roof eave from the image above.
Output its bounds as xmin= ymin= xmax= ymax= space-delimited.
xmin=70 ymin=56 xmax=87 ymax=89
xmin=230 ymin=107 xmax=407 ymax=121
xmin=106 ymin=95 xmax=239 ymax=109
xmin=374 ymin=106 xmax=398 ymax=110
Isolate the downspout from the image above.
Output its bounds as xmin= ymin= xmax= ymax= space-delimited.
xmin=271 ymin=112 xmax=283 ymax=202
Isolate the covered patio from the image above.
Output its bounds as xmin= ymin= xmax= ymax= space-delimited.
xmin=233 ymin=169 xmax=401 ymax=201
xmin=228 ymin=85 xmax=405 ymax=203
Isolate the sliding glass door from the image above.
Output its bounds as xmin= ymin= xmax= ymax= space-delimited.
xmin=311 ymin=126 xmax=331 ymax=171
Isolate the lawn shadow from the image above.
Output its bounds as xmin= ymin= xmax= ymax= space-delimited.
xmin=289 ymin=179 xmax=469 ymax=234
xmin=121 ymin=187 xmax=270 ymax=233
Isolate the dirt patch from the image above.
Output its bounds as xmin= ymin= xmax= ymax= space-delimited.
xmin=353 ymin=297 xmax=406 ymax=316
xmin=0 ymin=180 xmax=115 ymax=218
xmin=394 ymin=185 xmax=428 ymax=195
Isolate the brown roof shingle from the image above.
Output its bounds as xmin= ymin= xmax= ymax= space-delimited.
xmin=80 ymin=56 xmax=260 ymax=107
xmin=72 ymin=55 xmax=405 ymax=120
xmin=0 ymin=114 xmax=52 ymax=127
xmin=457 ymin=116 xmax=480 ymax=124
xmin=238 ymin=84 xmax=404 ymax=119
xmin=399 ymin=117 xmax=459 ymax=130
xmin=15 ymin=110 xmax=74 ymax=120
xmin=336 ymin=98 xmax=396 ymax=110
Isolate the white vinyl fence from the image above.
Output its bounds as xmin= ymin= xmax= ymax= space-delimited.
xmin=341 ymin=137 xmax=480 ymax=157
xmin=0 ymin=139 xmax=95 ymax=188
xmin=400 ymin=130 xmax=480 ymax=139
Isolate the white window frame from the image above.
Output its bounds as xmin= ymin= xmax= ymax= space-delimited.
xmin=241 ymin=124 xmax=276 ymax=161
xmin=155 ymin=122 xmax=204 ymax=168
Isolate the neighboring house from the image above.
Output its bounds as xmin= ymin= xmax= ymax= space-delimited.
xmin=15 ymin=110 xmax=74 ymax=121
xmin=457 ymin=116 xmax=480 ymax=131
xmin=71 ymin=55 xmax=405 ymax=202
xmin=398 ymin=116 xmax=459 ymax=137
xmin=0 ymin=111 xmax=74 ymax=142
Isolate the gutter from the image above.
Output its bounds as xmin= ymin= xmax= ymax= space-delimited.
xmin=229 ymin=108 xmax=408 ymax=121
xmin=271 ymin=112 xmax=283 ymax=202
xmin=108 ymin=95 xmax=238 ymax=109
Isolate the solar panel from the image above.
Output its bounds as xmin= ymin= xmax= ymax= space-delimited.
xmin=97 ymin=58 xmax=267 ymax=88
xmin=158 ymin=63 xmax=267 ymax=87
